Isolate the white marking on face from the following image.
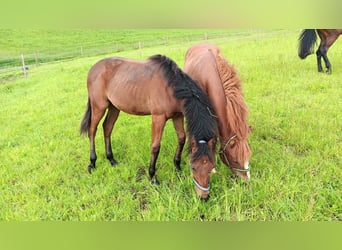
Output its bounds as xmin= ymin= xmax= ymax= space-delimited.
xmin=244 ymin=161 xmax=249 ymax=170
xmin=244 ymin=161 xmax=250 ymax=180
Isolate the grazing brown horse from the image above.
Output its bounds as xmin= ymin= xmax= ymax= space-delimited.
xmin=184 ymin=44 xmax=251 ymax=180
xmin=298 ymin=29 xmax=342 ymax=74
xmin=80 ymin=54 xmax=217 ymax=200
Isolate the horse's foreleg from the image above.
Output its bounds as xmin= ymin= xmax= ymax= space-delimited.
xmin=149 ymin=115 xmax=167 ymax=185
xmin=172 ymin=114 xmax=186 ymax=171
xmin=103 ymin=103 xmax=120 ymax=166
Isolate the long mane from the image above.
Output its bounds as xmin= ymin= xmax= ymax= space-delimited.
xmin=148 ymin=54 xmax=217 ymax=160
xmin=212 ymin=52 xmax=250 ymax=139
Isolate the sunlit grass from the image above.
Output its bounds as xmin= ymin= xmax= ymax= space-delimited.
xmin=0 ymin=29 xmax=341 ymax=220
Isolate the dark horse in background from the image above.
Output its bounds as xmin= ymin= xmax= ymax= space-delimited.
xmin=298 ymin=29 xmax=342 ymax=74
xmin=80 ymin=54 xmax=217 ymax=200
xmin=184 ymin=44 xmax=251 ymax=181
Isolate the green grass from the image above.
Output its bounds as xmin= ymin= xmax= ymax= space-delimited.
xmin=0 ymin=29 xmax=341 ymax=221
xmin=0 ymin=29 xmax=252 ymax=68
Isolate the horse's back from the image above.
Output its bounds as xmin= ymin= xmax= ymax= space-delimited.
xmin=87 ymin=56 xmax=180 ymax=116
xmin=87 ymin=57 xmax=140 ymax=84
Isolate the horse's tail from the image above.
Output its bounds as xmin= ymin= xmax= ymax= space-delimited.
xmin=298 ymin=29 xmax=317 ymax=59
xmin=80 ymin=98 xmax=91 ymax=135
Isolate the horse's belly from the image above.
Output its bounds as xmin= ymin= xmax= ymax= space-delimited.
xmin=107 ymin=80 xmax=180 ymax=116
xmin=110 ymin=95 xmax=151 ymax=115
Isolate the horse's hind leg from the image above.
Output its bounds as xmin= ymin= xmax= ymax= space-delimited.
xmin=322 ymin=37 xmax=338 ymax=74
xmin=317 ymin=45 xmax=332 ymax=74
xmin=316 ymin=32 xmax=338 ymax=74
xmin=149 ymin=115 xmax=167 ymax=185
xmin=102 ymin=102 xmax=120 ymax=166
xmin=322 ymin=52 xmax=332 ymax=74
xmin=316 ymin=47 xmax=324 ymax=72
xmin=88 ymin=104 xmax=107 ymax=173
xmin=172 ymin=114 xmax=186 ymax=171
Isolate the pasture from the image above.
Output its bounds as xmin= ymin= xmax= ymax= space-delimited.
xmin=0 ymin=29 xmax=341 ymax=221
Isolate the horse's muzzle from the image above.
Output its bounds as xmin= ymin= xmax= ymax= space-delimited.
xmin=200 ymin=194 xmax=210 ymax=202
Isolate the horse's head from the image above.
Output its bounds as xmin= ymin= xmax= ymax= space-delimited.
xmin=220 ymin=134 xmax=251 ymax=181
xmin=189 ymin=138 xmax=216 ymax=201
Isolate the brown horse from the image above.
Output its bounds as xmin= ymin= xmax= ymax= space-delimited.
xmin=298 ymin=29 xmax=342 ymax=74
xmin=184 ymin=44 xmax=251 ymax=180
xmin=80 ymin=54 xmax=217 ymax=200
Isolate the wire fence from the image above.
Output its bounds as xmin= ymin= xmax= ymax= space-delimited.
xmin=0 ymin=29 xmax=292 ymax=82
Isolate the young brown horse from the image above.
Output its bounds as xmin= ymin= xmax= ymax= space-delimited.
xmin=298 ymin=29 xmax=342 ymax=74
xmin=80 ymin=54 xmax=217 ymax=200
xmin=184 ymin=44 xmax=251 ymax=180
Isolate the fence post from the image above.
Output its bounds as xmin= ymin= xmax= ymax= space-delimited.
xmin=21 ymin=54 xmax=27 ymax=79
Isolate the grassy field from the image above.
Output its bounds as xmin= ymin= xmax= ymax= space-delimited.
xmin=0 ymin=29 xmax=341 ymax=221
xmin=0 ymin=29 xmax=251 ymax=70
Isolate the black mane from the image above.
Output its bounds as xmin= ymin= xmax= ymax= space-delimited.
xmin=149 ymin=54 xmax=217 ymax=160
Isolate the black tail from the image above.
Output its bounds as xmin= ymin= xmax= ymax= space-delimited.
xmin=298 ymin=29 xmax=317 ymax=59
xmin=80 ymin=98 xmax=91 ymax=135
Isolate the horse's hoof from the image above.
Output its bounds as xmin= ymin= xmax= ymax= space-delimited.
xmin=88 ymin=165 xmax=95 ymax=174
xmin=151 ymin=176 xmax=160 ymax=186
xmin=175 ymin=166 xmax=181 ymax=172
xmin=109 ymin=159 xmax=118 ymax=167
